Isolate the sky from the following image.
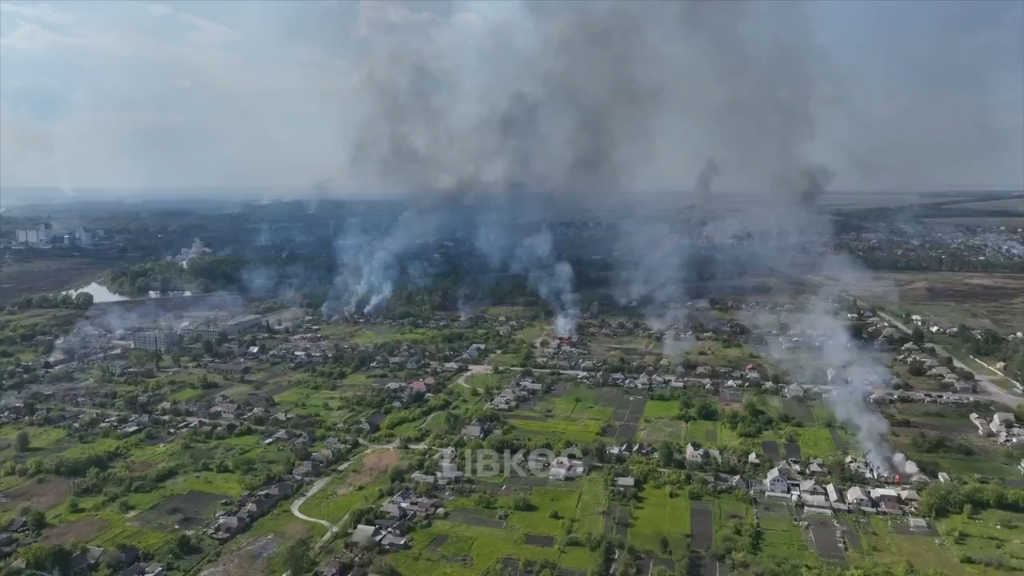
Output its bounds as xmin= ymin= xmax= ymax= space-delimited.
xmin=0 ymin=0 xmax=1022 ymax=193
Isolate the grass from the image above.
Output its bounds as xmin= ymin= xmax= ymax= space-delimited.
xmin=511 ymin=418 xmax=603 ymax=442
xmin=573 ymin=475 xmax=609 ymax=538
xmin=466 ymin=372 xmax=507 ymax=392
xmin=686 ymin=420 xmax=718 ymax=445
xmin=641 ymin=419 xmax=687 ymax=443
xmin=758 ymin=506 xmax=808 ymax=561
xmin=628 ymin=488 xmax=690 ymax=557
xmin=389 ymin=520 xmax=565 ymax=576
xmin=170 ymin=387 xmax=204 ymax=401
xmin=167 ymin=472 xmax=247 ymax=498
xmin=508 ymin=488 xmax=579 ymax=536
xmin=642 ymin=399 xmax=679 ymax=420
xmin=0 ymin=425 xmax=67 ymax=451
xmin=797 ymin=427 xmax=840 ymax=459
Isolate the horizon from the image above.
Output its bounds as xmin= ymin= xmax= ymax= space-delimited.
xmin=1 ymin=1 xmax=1022 ymax=193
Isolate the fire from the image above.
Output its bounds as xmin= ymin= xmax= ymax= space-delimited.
xmin=894 ymin=474 xmax=901 ymax=484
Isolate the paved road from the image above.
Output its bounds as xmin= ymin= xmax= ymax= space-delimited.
xmin=877 ymin=311 xmax=1021 ymax=408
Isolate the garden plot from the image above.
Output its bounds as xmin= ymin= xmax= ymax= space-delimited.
xmin=135 ymin=491 xmax=225 ymax=530
xmin=839 ymin=522 xmax=861 ymax=552
xmin=806 ymin=516 xmax=846 ymax=561
xmin=599 ymin=391 xmax=647 ymax=442
xmin=829 ymin=428 xmax=847 ymax=452
xmin=757 ymin=500 xmax=808 ymax=560
xmin=447 ymin=508 xmax=506 ymax=530
xmin=0 ymin=477 xmax=71 ymax=513
xmin=784 ymin=442 xmax=802 ymax=461
xmin=525 ymin=534 xmax=556 ymax=547
xmin=686 ymin=421 xmax=718 ymax=444
xmin=604 ymin=503 xmax=630 ymax=539
xmin=761 ymin=440 xmax=781 ymax=463
xmin=892 ymin=518 xmax=939 ymax=537
xmin=690 ymin=501 xmax=714 ymax=551
xmin=782 ymin=399 xmax=814 ymax=424
xmin=40 ymin=518 xmax=109 ymax=545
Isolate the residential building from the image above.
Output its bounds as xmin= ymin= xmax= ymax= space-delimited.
xmin=132 ymin=331 xmax=176 ymax=352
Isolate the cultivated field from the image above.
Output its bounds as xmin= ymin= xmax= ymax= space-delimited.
xmin=847 ymin=272 xmax=1024 ymax=333
xmin=0 ymin=258 xmax=113 ymax=301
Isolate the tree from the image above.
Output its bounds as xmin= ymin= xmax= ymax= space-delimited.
xmin=274 ymin=535 xmax=313 ymax=576
xmin=73 ymin=291 xmax=94 ymax=309
xmin=14 ymin=430 xmax=30 ymax=453
xmin=26 ymin=507 xmax=47 ymax=532
xmin=911 ymin=326 xmax=925 ymax=344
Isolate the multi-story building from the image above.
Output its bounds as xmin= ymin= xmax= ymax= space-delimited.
xmin=224 ymin=314 xmax=263 ymax=335
xmin=132 ymin=331 xmax=177 ymax=352
xmin=178 ymin=322 xmax=221 ymax=341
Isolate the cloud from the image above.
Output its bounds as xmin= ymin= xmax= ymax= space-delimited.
xmin=0 ymin=19 xmax=84 ymax=51
xmin=147 ymin=3 xmax=174 ymax=18
xmin=145 ymin=3 xmax=240 ymax=44
xmin=176 ymin=12 xmax=241 ymax=44
xmin=0 ymin=2 xmax=74 ymax=25
xmin=0 ymin=0 xmax=1020 ymax=192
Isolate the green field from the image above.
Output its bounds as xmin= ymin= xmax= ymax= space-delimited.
xmin=686 ymin=420 xmax=718 ymax=445
xmin=573 ymin=475 xmax=609 ymax=538
xmin=628 ymin=488 xmax=691 ymax=557
xmin=641 ymin=419 xmax=687 ymax=443
xmin=511 ymin=417 xmax=604 ymax=441
xmin=642 ymin=399 xmax=679 ymax=420
xmin=797 ymin=427 xmax=841 ymax=459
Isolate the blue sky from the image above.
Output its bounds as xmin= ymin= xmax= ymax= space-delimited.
xmin=0 ymin=0 xmax=1021 ymax=192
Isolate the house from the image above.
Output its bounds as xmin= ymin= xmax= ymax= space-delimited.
xmin=845 ymin=487 xmax=873 ymax=507
xmin=548 ymin=456 xmax=585 ymax=481
xmin=900 ymin=489 xmax=921 ymax=505
xmin=70 ymin=546 xmax=107 ymax=574
xmin=802 ymin=494 xmax=830 ymax=508
xmin=785 ymin=384 xmax=805 ymax=398
xmin=825 ymin=483 xmax=844 ymax=505
xmin=729 ymin=475 xmax=750 ymax=491
xmin=953 ymin=381 xmax=974 ymax=394
xmin=362 ymin=412 xmax=386 ymax=433
xmin=292 ymin=461 xmax=322 ymax=480
xmin=101 ymin=546 xmax=139 ymax=570
xmin=799 ymin=480 xmax=826 ymax=496
xmin=765 ymin=467 xmax=790 ymax=494
xmin=210 ymin=516 xmax=248 ymax=541
xmin=748 ymin=452 xmax=761 ymax=465
xmin=350 ymin=524 xmax=379 ymax=546
xmin=615 ymin=477 xmax=636 ymax=493
xmin=992 ymin=412 xmax=1017 ymax=434
xmin=938 ymin=472 xmax=952 ymax=483
xmin=380 ymin=533 xmax=410 ymax=550
xmin=870 ymin=488 xmax=901 ymax=510
xmin=686 ymin=443 xmax=707 ymax=463
xmin=461 ymin=422 xmax=485 ymax=439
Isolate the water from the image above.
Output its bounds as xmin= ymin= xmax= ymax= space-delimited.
xmin=64 ymin=283 xmax=194 ymax=302
xmin=64 ymin=282 xmax=128 ymax=303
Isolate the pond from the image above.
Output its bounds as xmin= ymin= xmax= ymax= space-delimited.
xmin=63 ymin=282 xmax=193 ymax=302
xmin=63 ymin=282 xmax=128 ymax=303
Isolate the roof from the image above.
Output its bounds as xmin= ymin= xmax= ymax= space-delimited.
xmin=350 ymin=524 xmax=378 ymax=545
xmin=615 ymin=477 xmax=635 ymax=487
